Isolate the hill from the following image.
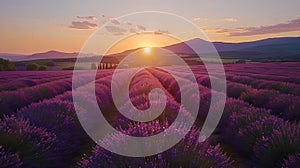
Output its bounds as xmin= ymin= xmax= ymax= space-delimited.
xmin=1 ymin=36 xmax=300 ymax=62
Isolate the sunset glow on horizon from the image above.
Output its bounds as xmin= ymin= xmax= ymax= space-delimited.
xmin=103 ymin=33 xmax=181 ymax=55
xmin=0 ymin=0 xmax=300 ymax=55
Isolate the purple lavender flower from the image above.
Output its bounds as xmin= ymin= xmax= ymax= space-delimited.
xmin=0 ymin=146 xmax=22 ymax=168
xmin=0 ymin=115 xmax=62 ymax=167
xmin=234 ymin=115 xmax=283 ymax=157
xmin=284 ymin=153 xmax=300 ymax=168
xmin=252 ymin=122 xmax=300 ymax=167
xmin=78 ymin=120 xmax=233 ymax=167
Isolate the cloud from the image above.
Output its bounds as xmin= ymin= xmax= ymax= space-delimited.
xmin=154 ymin=29 xmax=170 ymax=35
xmin=109 ymin=18 xmax=121 ymax=25
xmin=222 ymin=18 xmax=238 ymax=23
xmin=76 ymin=16 xmax=97 ymax=21
xmin=124 ymin=21 xmax=132 ymax=26
xmin=69 ymin=21 xmax=97 ymax=30
xmin=193 ymin=17 xmax=208 ymax=22
xmin=230 ymin=17 xmax=300 ymax=36
xmin=105 ymin=26 xmax=127 ymax=35
xmin=136 ymin=25 xmax=146 ymax=31
xmin=206 ymin=17 xmax=300 ymax=36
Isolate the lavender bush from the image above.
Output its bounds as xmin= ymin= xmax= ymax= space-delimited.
xmin=0 ymin=146 xmax=22 ymax=168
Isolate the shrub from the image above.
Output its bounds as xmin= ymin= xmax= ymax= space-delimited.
xmin=38 ymin=65 xmax=48 ymax=71
xmin=234 ymin=115 xmax=283 ymax=157
xmin=222 ymin=107 xmax=270 ymax=144
xmin=0 ymin=115 xmax=62 ymax=167
xmin=284 ymin=153 xmax=300 ymax=168
xmin=265 ymin=94 xmax=295 ymax=117
xmin=0 ymin=58 xmax=15 ymax=71
xmin=25 ymin=63 xmax=39 ymax=71
xmin=17 ymin=99 xmax=90 ymax=164
xmin=227 ymin=82 xmax=251 ymax=98
xmin=283 ymin=99 xmax=300 ymax=121
xmin=62 ymin=66 xmax=74 ymax=70
xmin=252 ymin=122 xmax=300 ymax=167
xmin=0 ymin=146 xmax=22 ymax=168
xmin=240 ymin=89 xmax=279 ymax=107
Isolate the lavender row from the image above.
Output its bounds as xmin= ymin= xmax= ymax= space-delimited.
xmin=226 ymin=71 xmax=300 ymax=85
xmin=0 ymin=115 xmax=64 ymax=167
xmin=226 ymin=73 xmax=300 ymax=96
xmin=3 ymin=68 xmax=197 ymax=167
xmin=196 ymin=74 xmax=300 ymax=121
xmin=7 ymin=72 xmax=115 ymax=166
xmin=220 ymin=99 xmax=300 ymax=167
xmin=0 ymin=73 xmax=74 ymax=92
xmin=78 ymin=121 xmax=233 ymax=167
xmin=0 ymin=78 xmax=73 ymax=116
xmin=0 ymin=71 xmax=113 ymax=116
xmin=149 ymin=68 xmax=300 ymax=167
xmin=0 ymin=70 xmax=113 ymax=92
xmin=0 ymin=71 xmax=73 ymax=83
xmin=224 ymin=62 xmax=300 ymax=77
xmin=76 ymin=69 xmax=231 ymax=166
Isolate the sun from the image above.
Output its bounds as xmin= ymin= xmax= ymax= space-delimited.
xmin=144 ymin=47 xmax=151 ymax=54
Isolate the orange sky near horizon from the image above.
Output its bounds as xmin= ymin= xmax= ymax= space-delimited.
xmin=104 ymin=33 xmax=181 ymax=55
xmin=1 ymin=0 xmax=300 ymax=55
xmin=1 ymin=27 xmax=300 ymax=55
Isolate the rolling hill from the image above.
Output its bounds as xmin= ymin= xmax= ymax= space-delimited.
xmin=1 ymin=36 xmax=300 ymax=62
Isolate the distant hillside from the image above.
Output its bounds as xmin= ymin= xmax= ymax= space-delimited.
xmin=1 ymin=36 xmax=300 ymax=62
xmin=165 ymin=37 xmax=300 ymax=61
xmin=0 ymin=51 xmax=96 ymax=62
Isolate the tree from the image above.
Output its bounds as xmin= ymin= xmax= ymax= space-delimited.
xmin=0 ymin=58 xmax=16 ymax=71
xmin=38 ymin=65 xmax=48 ymax=71
xmin=91 ymin=63 xmax=97 ymax=69
xmin=26 ymin=63 xmax=39 ymax=71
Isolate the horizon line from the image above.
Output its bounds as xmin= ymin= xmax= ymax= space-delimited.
xmin=2 ymin=35 xmax=299 ymax=56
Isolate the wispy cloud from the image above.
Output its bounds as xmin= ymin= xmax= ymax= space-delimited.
xmin=206 ymin=17 xmax=300 ymax=36
xmin=109 ymin=18 xmax=121 ymax=25
xmin=222 ymin=17 xmax=238 ymax=23
xmin=230 ymin=17 xmax=300 ymax=36
xmin=193 ymin=17 xmax=208 ymax=22
xmin=76 ymin=16 xmax=97 ymax=21
xmin=69 ymin=21 xmax=97 ymax=30
xmin=154 ymin=29 xmax=170 ymax=35
xmin=105 ymin=25 xmax=127 ymax=35
xmin=124 ymin=21 xmax=132 ymax=26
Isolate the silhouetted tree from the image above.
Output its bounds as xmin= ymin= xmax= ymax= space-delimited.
xmin=38 ymin=65 xmax=48 ymax=71
xmin=0 ymin=58 xmax=16 ymax=71
xmin=26 ymin=63 xmax=39 ymax=71
xmin=91 ymin=63 xmax=97 ymax=69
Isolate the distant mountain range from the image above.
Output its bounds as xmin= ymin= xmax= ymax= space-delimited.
xmin=0 ymin=51 xmax=95 ymax=62
xmin=165 ymin=37 xmax=300 ymax=61
xmin=1 ymin=36 xmax=300 ymax=62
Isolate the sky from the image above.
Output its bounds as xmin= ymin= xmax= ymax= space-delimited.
xmin=0 ymin=0 xmax=300 ymax=54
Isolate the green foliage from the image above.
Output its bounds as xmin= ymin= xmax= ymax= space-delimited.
xmin=25 ymin=63 xmax=39 ymax=71
xmin=0 ymin=58 xmax=16 ymax=71
xmin=38 ymin=65 xmax=48 ymax=71
xmin=62 ymin=66 xmax=74 ymax=70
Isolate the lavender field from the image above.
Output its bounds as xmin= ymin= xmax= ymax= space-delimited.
xmin=0 ymin=62 xmax=300 ymax=167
